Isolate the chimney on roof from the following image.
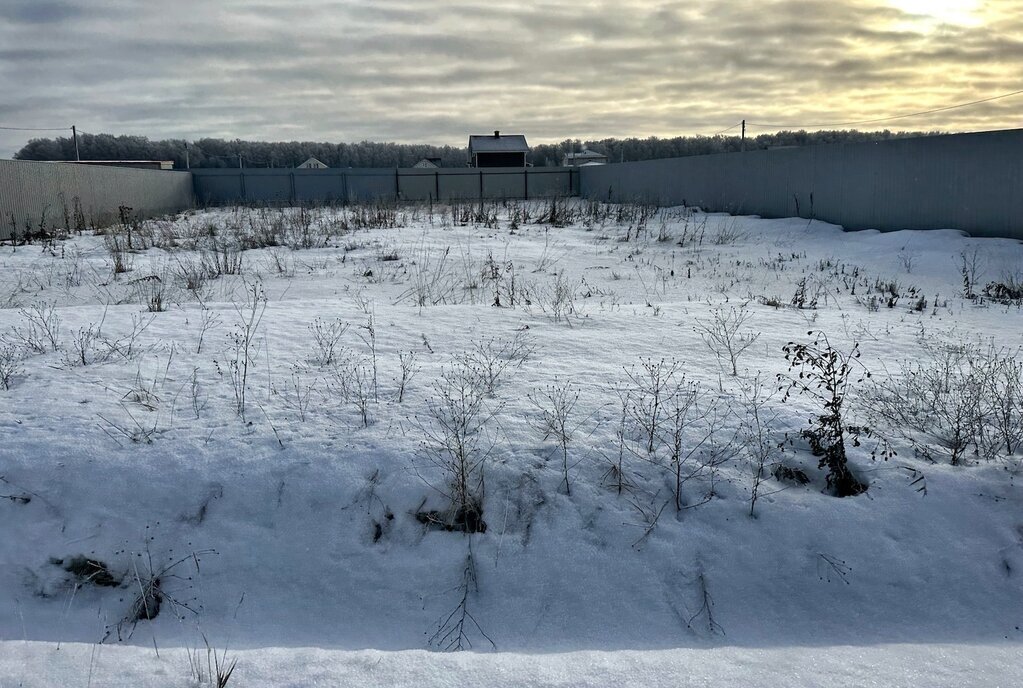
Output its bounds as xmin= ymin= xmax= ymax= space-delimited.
xmin=494 ymin=130 xmax=500 ymax=138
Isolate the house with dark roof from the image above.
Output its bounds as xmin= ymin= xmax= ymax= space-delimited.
xmin=467 ymin=131 xmax=529 ymax=167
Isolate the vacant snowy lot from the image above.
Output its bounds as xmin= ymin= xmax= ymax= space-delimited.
xmin=1 ymin=200 xmax=1021 ymax=687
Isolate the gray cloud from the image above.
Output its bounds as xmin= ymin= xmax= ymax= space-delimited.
xmin=1 ymin=0 xmax=1020 ymax=157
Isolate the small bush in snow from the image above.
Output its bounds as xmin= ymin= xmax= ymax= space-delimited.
xmin=415 ymin=359 xmax=499 ymax=533
xmin=694 ymin=303 xmax=761 ymax=376
xmin=309 ymin=317 xmax=351 ymax=367
xmin=0 ymin=343 xmax=23 ymax=389
xmin=9 ymin=302 xmax=62 ymax=353
xmin=869 ymin=341 xmax=1022 ymax=464
xmin=780 ymin=331 xmax=891 ymax=497
xmin=528 ymin=377 xmax=580 ymax=495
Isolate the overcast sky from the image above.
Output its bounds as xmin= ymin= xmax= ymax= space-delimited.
xmin=1 ymin=0 xmax=1021 ymax=157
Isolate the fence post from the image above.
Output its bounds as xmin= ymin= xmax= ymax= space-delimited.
xmin=239 ymin=170 xmax=246 ymax=201
xmin=395 ymin=168 xmax=400 ymax=201
xmin=289 ymin=172 xmax=296 ymax=203
xmin=435 ymin=170 xmax=440 ymax=200
xmin=524 ymin=169 xmax=528 ymax=200
xmin=479 ymin=169 xmax=484 ymax=199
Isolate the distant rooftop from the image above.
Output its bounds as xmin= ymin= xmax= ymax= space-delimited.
xmin=564 ymin=149 xmax=606 ymax=160
xmin=468 ymin=132 xmax=529 ymax=154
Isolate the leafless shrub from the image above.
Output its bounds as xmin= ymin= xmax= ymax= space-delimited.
xmin=122 ymin=355 xmax=173 ymax=412
xmin=110 ymin=542 xmax=211 ymax=642
xmin=354 ymin=308 xmax=379 ymax=402
xmin=0 ymin=344 xmax=24 ymax=389
xmin=396 ymin=350 xmax=420 ymax=403
xmin=657 ymin=379 xmax=729 ymax=512
xmin=9 ymin=302 xmax=62 ymax=353
xmin=329 ymin=356 xmax=373 ymax=427
xmin=173 ymin=255 xmax=212 ymax=295
xmin=196 ymin=308 xmax=222 ymax=355
xmin=131 ymin=273 xmax=168 ymax=312
xmin=528 ymin=378 xmax=581 ymax=495
xmin=870 ymin=341 xmax=1022 ymax=464
xmin=960 ymin=247 xmax=985 ymax=300
xmin=309 ymin=317 xmax=351 ymax=367
xmin=459 ymin=331 xmax=535 ymax=396
xmin=66 ymin=319 xmax=105 ymax=367
xmin=415 ymin=359 xmax=499 ymax=533
xmin=694 ymin=303 xmax=761 ymax=376
xmin=711 ymin=218 xmax=745 ymax=245
xmin=527 ymin=272 xmax=579 ymax=324
xmin=188 ymin=367 xmax=208 ymax=419
xmin=264 ymin=247 xmax=296 ymax=277
xmin=601 ymin=384 xmax=634 ymax=495
xmin=223 ymin=282 xmax=267 ymax=421
xmin=105 ymin=231 xmax=134 ymax=275
xmin=275 ymin=366 xmax=316 ymax=422
xmin=736 ymin=375 xmax=782 ymax=517
xmin=626 ymin=357 xmax=685 ymax=454
xmin=428 ymin=544 xmax=495 ymax=651
xmin=400 ymin=243 xmax=459 ymax=309
xmin=200 ymin=237 xmax=243 ymax=277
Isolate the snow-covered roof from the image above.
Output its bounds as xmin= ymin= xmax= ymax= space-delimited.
xmin=563 ymin=149 xmax=607 ymax=161
xmin=298 ymin=157 xmax=328 ymax=168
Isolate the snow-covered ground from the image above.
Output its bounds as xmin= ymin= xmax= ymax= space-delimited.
xmin=1 ymin=201 xmax=1021 ymax=687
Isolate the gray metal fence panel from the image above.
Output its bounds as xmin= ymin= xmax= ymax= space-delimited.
xmin=579 ymin=129 xmax=1023 ymax=239
xmin=481 ymin=170 xmax=526 ymax=199
xmin=439 ymin=170 xmax=482 ymax=200
xmin=293 ymin=171 xmax=345 ymax=203
xmin=192 ymin=167 xmax=578 ymax=205
xmin=397 ymin=170 xmax=437 ymax=201
xmin=0 ymin=160 xmax=194 ymax=240
xmin=243 ymin=173 xmax=291 ymax=203
xmin=345 ymin=171 xmax=396 ymax=202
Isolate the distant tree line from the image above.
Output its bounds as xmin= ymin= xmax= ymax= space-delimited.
xmin=15 ymin=129 xmax=942 ymax=169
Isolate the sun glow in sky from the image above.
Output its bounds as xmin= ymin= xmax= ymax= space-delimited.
xmin=886 ymin=0 xmax=983 ymax=26
xmin=0 ymin=0 xmax=1020 ymax=157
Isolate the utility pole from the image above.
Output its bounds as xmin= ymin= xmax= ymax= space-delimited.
xmin=72 ymin=125 xmax=80 ymax=161
xmin=740 ymin=120 xmax=746 ymax=152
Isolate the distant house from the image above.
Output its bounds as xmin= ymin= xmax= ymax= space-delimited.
xmin=413 ymin=157 xmax=443 ymax=169
xmin=297 ymin=157 xmax=328 ymax=169
xmin=65 ymin=160 xmax=175 ymax=170
xmin=562 ymin=149 xmax=608 ymax=167
xmin=467 ymin=131 xmax=529 ymax=167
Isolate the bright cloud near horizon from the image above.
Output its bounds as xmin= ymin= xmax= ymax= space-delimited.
xmin=1 ymin=0 xmax=1021 ymax=157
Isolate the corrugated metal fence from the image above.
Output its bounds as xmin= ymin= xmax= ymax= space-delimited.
xmin=192 ymin=167 xmax=578 ymax=205
xmin=0 ymin=160 xmax=194 ymax=240
xmin=579 ymin=128 xmax=1023 ymax=240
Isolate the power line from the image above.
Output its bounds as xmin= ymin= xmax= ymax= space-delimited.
xmin=710 ymin=122 xmax=741 ymax=136
xmin=0 ymin=125 xmax=72 ymax=132
xmin=746 ymin=87 xmax=1023 ymax=129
